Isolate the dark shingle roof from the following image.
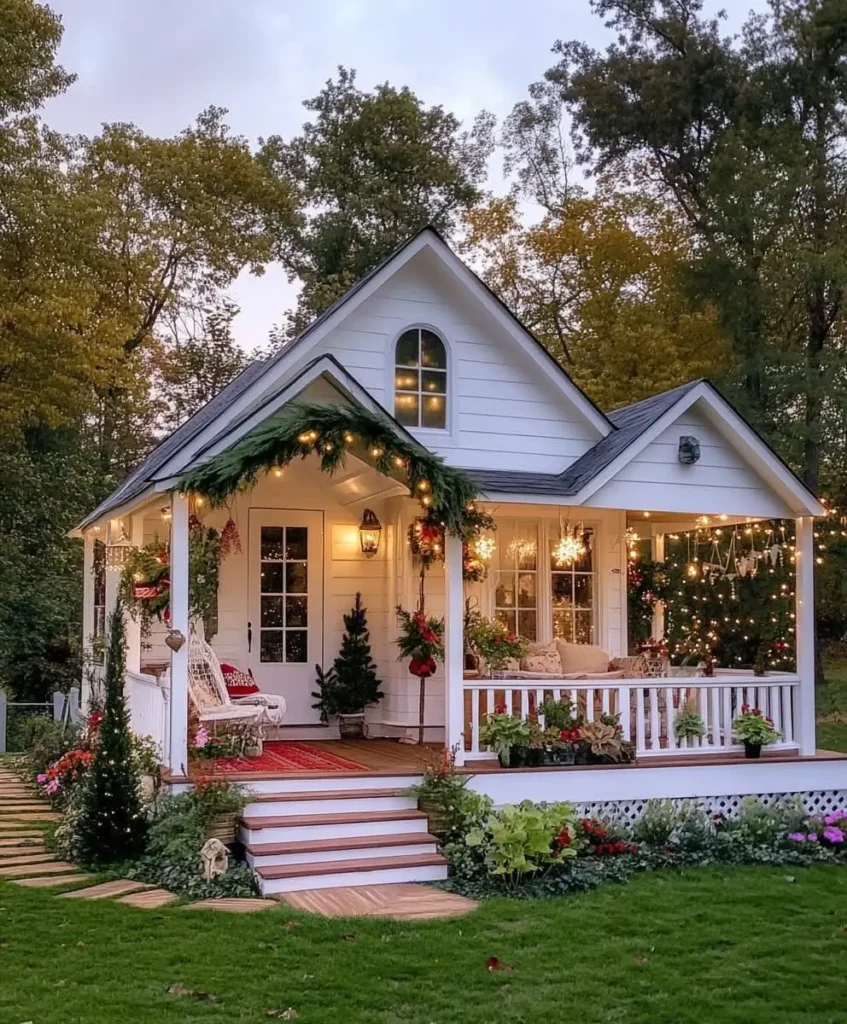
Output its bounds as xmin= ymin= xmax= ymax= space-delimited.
xmin=78 ymin=360 xmax=270 ymax=528
xmin=467 ymin=381 xmax=704 ymax=499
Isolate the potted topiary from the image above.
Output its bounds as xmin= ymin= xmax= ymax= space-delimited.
xmin=733 ymin=704 xmax=780 ymax=758
xmin=313 ymin=594 xmax=384 ymax=740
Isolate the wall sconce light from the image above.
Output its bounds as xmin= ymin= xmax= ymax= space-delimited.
xmin=359 ymin=509 xmax=381 ymax=557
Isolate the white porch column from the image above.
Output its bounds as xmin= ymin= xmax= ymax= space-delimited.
xmin=795 ymin=516 xmax=817 ymax=756
xmin=125 ymin=513 xmax=144 ymax=675
xmin=81 ymin=531 xmax=95 ymax=703
xmin=651 ymin=530 xmax=666 ymax=641
xmin=167 ymin=492 xmax=190 ymax=774
xmin=444 ymin=533 xmax=465 ymax=766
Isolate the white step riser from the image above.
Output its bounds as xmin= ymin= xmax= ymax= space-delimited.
xmin=236 ymin=775 xmax=421 ymax=795
xmin=240 ymin=817 xmax=430 ymax=845
xmin=247 ymin=842 xmax=438 ymax=869
xmin=244 ymin=795 xmax=417 ymax=818
xmin=259 ymin=863 xmax=448 ymax=895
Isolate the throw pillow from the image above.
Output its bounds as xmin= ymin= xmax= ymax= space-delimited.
xmin=555 ymin=640 xmax=611 ymax=675
xmin=520 ymin=641 xmax=562 ymax=675
xmin=220 ymin=663 xmax=259 ymax=698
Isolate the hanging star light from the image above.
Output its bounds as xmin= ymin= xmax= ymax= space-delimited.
xmin=553 ymin=521 xmax=586 ymax=567
xmin=474 ymin=535 xmax=496 ymax=562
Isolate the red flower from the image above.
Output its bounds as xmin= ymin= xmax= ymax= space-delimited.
xmin=741 ymin=704 xmax=750 ymax=714
xmin=494 ymin=703 xmax=507 ymax=715
xmin=88 ymin=710 xmax=104 ymax=731
xmin=556 ymin=827 xmax=572 ymax=848
xmin=753 ymin=708 xmax=762 ymax=716
xmin=613 ymin=841 xmax=627 ymax=854
xmin=629 ymin=844 xmax=638 ymax=854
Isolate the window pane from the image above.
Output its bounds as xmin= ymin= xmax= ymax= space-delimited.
xmin=286 ymin=630 xmax=307 ymax=663
xmin=421 ymin=369 xmax=446 ymax=395
xmin=261 ymin=527 xmax=284 ymax=560
xmin=552 ymin=612 xmax=574 ymax=642
xmin=394 ymin=393 xmax=419 ymax=426
xmin=495 ymin=609 xmax=516 ymax=635
xmin=286 ymin=596 xmax=308 ymax=628
xmin=260 ymin=631 xmax=284 ymax=663
xmin=494 ymin=573 xmax=515 ymax=608
xmin=574 ymin=537 xmax=593 ymax=573
xmin=396 ymin=329 xmax=419 ymax=367
xmin=574 ymin=612 xmax=594 ymax=645
xmin=261 ymin=562 xmax=284 ymax=593
xmin=285 ymin=562 xmax=307 ymax=594
xmin=261 ymin=596 xmax=284 ymax=628
xmin=516 ymin=524 xmax=538 ymax=570
xmin=574 ymin=574 xmax=593 ymax=609
xmin=517 ymin=573 xmax=536 ymax=608
xmin=395 ymin=368 xmax=419 ymax=392
xmin=420 ymin=330 xmax=446 ymax=369
xmin=551 ymin=574 xmax=574 ymax=609
xmin=517 ymin=610 xmax=537 ymax=641
xmin=421 ymin=395 xmax=446 ymax=429
xmin=285 ymin=527 xmax=307 ymax=560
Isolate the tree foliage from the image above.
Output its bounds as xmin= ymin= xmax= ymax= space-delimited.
xmin=261 ymin=67 xmax=494 ymax=336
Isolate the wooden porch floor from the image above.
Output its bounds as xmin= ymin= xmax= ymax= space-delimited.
xmin=199 ymin=739 xmax=847 ymax=780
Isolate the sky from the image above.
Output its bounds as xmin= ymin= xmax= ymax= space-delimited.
xmin=44 ymin=0 xmax=767 ymax=352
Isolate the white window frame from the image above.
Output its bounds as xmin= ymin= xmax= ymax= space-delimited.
xmin=388 ymin=323 xmax=454 ymax=438
xmin=483 ymin=516 xmax=602 ymax=646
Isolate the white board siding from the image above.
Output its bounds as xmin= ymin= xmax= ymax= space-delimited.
xmin=293 ymin=254 xmax=602 ymax=475
xmin=589 ymin=408 xmax=794 ymax=519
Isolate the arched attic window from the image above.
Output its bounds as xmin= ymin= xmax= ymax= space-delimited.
xmin=394 ymin=327 xmax=447 ymax=429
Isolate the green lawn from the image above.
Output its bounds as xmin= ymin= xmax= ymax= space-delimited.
xmin=819 ymin=658 xmax=847 ymax=752
xmin=1 ymin=865 xmax=846 ymax=1024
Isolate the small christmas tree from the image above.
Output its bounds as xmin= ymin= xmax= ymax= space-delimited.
xmin=332 ymin=593 xmax=383 ymax=715
xmin=76 ymin=600 xmax=146 ymax=864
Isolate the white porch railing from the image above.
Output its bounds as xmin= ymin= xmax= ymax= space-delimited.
xmin=462 ymin=673 xmax=801 ymax=761
xmin=127 ymin=670 xmax=169 ymax=762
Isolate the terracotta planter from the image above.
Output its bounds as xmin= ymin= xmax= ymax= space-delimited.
xmin=338 ymin=712 xmax=366 ymax=740
xmin=744 ymin=741 xmax=762 ymax=760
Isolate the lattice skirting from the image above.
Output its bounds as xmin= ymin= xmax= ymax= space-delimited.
xmin=576 ymin=790 xmax=847 ymax=826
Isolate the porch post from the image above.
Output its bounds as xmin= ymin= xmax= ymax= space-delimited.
xmin=81 ymin=531 xmax=95 ymax=703
xmin=124 ymin=513 xmax=144 ymax=675
xmin=795 ymin=516 xmax=816 ymax=756
xmin=167 ymin=492 xmax=190 ymax=774
xmin=444 ymin=533 xmax=465 ymax=766
xmin=651 ymin=530 xmax=665 ymax=641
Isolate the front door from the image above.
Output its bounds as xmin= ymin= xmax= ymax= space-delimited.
xmin=248 ymin=509 xmax=324 ymax=723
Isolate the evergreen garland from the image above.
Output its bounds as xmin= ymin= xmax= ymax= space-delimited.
xmin=75 ymin=600 xmax=147 ymax=865
xmin=178 ymin=402 xmax=480 ymax=536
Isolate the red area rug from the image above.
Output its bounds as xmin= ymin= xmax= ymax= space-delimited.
xmin=215 ymin=741 xmax=365 ymax=774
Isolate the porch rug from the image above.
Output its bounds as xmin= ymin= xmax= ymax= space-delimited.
xmin=214 ymin=742 xmax=364 ymax=774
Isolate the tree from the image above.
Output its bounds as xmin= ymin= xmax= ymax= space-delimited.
xmin=546 ymin=0 xmax=847 ymax=491
xmin=154 ymin=300 xmax=253 ymax=433
xmin=75 ymin=601 xmax=146 ymax=864
xmin=261 ymin=67 xmax=494 ymax=336
xmin=331 ymin=593 xmax=383 ymax=715
xmin=0 ymin=0 xmax=74 ymax=126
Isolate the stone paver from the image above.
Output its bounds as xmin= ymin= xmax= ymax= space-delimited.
xmin=0 ymin=829 xmax=44 ymax=839
xmin=0 ymin=836 xmax=44 ymax=850
xmin=184 ymin=898 xmax=278 ymax=913
xmin=14 ymin=873 xmax=93 ymax=888
xmin=0 ymin=860 xmax=78 ymax=877
xmin=59 ymin=879 xmax=153 ymax=901
xmin=281 ymin=883 xmax=478 ymax=920
xmin=117 ymin=888 xmax=178 ymax=909
xmin=0 ymin=852 xmax=55 ymax=867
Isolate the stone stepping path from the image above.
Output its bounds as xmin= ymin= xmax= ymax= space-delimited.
xmin=0 ymin=859 xmax=79 ymax=877
xmin=0 ymin=829 xmax=45 ymax=839
xmin=117 ymin=888 xmax=179 ymax=909
xmin=0 ymin=852 xmax=55 ymax=867
xmin=14 ymin=872 xmax=93 ymax=888
xmin=281 ymin=883 xmax=478 ymax=920
xmin=59 ymin=879 xmax=154 ymax=901
xmin=184 ymin=898 xmax=278 ymax=913
xmin=0 ymin=836 xmax=44 ymax=850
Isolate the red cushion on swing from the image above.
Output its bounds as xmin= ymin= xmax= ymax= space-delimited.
xmin=220 ymin=663 xmax=259 ymax=698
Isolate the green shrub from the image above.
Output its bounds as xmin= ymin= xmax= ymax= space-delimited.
xmin=23 ymin=717 xmax=81 ymax=778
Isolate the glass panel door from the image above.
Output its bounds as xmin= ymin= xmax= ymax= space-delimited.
xmin=259 ymin=526 xmax=308 ymax=664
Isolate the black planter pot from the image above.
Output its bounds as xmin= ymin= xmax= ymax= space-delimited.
xmin=543 ymin=744 xmax=575 ymax=766
xmin=508 ymin=746 xmax=527 ymax=768
xmin=573 ymin=742 xmax=590 ymax=765
xmin=744 ymin=741 xmax=762 ymax=759
xmin=524 ymin=747 xmax=544 ymax=768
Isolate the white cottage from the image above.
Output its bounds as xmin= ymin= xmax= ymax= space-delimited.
xmin=74 ymin=227 xmax=847 ymax=894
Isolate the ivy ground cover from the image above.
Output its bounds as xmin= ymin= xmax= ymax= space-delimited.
xmin=1 ymin=865 xmax=846 ymax=1024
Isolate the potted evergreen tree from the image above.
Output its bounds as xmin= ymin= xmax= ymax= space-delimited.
xmin=314 ymin=593 xmax=384 ymax=740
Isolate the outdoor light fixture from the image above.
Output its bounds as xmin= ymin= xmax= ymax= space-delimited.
xmin=359 ymin=508 xmax=382 ymax=557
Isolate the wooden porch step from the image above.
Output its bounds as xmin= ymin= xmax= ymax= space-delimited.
xmin=242 ymin=808 xmax=428 ymax=830
xmin=250 ymin=787 xmax=408 ymax=803
xmin=246 ymin=831 xmax=438 ymax=857
xmin=256 ymin=851 xmax=447 ymax=882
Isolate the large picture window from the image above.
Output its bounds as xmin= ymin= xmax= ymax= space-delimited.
xmin=394 ymin=327 xmax=447 ymax=429
xmin=550 ymin=532 xmax=594 ymax=643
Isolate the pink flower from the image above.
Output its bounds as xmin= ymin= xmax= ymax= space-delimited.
xmin=193 ymin=727 xmax=210 ymax=749
xmin=823 ymin=826 xmax=844 ymax=844
xmin=808 ymin=833 xmax=818 ymax=842
xmin=44 ymin=779 xmax=60 ymax=795
xmin=36 ymin=773 xmax=47 ymax=783
xmin=787 ymin=832 xmax=806 ymax=842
